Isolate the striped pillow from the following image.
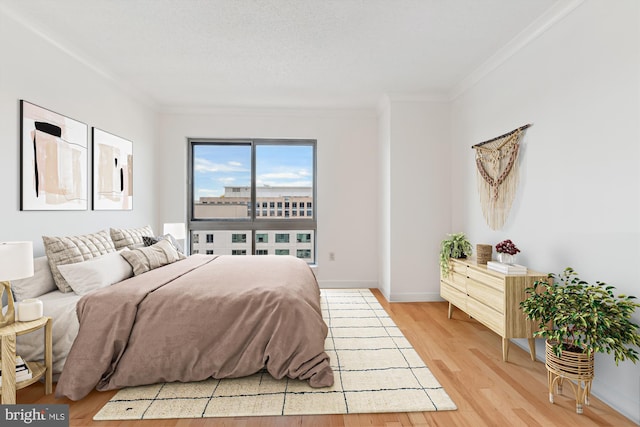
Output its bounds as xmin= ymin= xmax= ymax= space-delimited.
xmin=120 ymin=238 xmax=186 ymax=276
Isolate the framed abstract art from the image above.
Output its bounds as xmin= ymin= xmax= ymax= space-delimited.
xmin=20 ymin=100 xmax=88 ymax=211
xmin=92 ymin=128 xmax=133 ymax=210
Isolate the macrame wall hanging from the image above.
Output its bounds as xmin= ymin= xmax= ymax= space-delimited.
xmin=472 ymin=124 xmax=531 ymax=230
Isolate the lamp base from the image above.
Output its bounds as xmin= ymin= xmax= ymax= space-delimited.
xmin=0 ymin=281 xmax=15 ymax=328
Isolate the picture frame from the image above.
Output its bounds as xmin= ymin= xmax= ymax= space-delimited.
xmin=92 ymin=127 xmax=133 ymax=210
xmin=20 ymin=100 xmax=88 ymax=211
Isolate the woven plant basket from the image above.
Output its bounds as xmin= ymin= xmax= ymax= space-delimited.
xmin=476 ymin=244 xmax=492 ymax=264
xmin=545 ymin=340 xmax=594 ymax=414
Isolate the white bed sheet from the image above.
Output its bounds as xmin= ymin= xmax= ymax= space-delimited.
xmin=16 ymin=290 xmax=81 ymax=379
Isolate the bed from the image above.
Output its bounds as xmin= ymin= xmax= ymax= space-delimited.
xmin=16 ymin=290 xmax=81 ymax=376
xmin=11 ymin=228 xmax=333 ymax=401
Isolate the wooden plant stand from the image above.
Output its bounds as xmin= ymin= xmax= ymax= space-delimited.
xmin=545 ymin=340 xmax=594 ymax=414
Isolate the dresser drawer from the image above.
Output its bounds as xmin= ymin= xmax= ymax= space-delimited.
xmin=467 ymin=267 xmax=503 ymax=291
xmin=440 ymin=281 xmax=466 ymax=312
xmin=452 ymin=260 xmax=467 ymax=275
xmin=442 ymin=271 xmax=466 ymax=293
xmin=467 ymin=298 xmax=504 ymax=336
xmin=467 ymin=278 xmax=505 ymax=314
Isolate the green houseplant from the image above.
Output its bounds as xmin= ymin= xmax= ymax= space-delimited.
xmin=439 ymin=232 xmax=472 ymax=276
xmin=520 ymin=267 xmax=640 ymax=364
xmin=519 ymin=267 xmax=640 ymax=413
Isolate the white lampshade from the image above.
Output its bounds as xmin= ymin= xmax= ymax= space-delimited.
xmin=0 ymin=241 xmax=34 ymax=281
xmin=163 ymin=223 xmax=186 ymax=240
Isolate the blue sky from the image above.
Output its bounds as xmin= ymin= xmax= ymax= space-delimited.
xmin=193 ymin=144 xmax=313 ymax=200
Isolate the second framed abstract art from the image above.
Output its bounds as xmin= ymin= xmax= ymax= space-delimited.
xmin=92 ymin=128 xmax=133 ymax=210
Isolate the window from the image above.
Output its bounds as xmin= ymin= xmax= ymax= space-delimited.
xmin=232 ymin=233 xmax=247 ymax=243
xmin=297 ymin=233 xmax=312 ymax=243
xmin=275 ymin=233 xmax=290 ymax=243
xmin=189 ymin=139 xmax=316 ymax=263
xmin=205 ymin=249 xmax=214 ymax=255
xmin=256 ymin=249 xmax=268 ymax=255
xmin=192 ymin=234 xmax=200 ymax=244
xmin=297 ymin=249 xmax=311 ymax=259
xmin=275 ymin=249 xmax=290 ymax=255
xmin=232 ymin=249 xmax=247 ymax=256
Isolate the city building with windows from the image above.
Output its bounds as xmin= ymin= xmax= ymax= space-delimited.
xmin=191 ymin=229 xmax=314 ymax=260
xmin=194 ymin=186 xmax=313 ymax=219
xmin=191 ymin=186 xmax=314 ymax=260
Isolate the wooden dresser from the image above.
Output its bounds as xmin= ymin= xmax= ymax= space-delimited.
xmin=440 ymin=257 xmax=546 ymax=362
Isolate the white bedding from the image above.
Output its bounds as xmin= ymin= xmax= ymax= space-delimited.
xmin=16 ymin=290 xmax=81 ymax=379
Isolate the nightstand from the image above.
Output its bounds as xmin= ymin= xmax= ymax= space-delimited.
xmin=0 ymin=316 xmax=52 ymax=404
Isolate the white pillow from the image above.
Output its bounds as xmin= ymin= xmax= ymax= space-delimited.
xmin=57 ymin=250 xmax=133 ymax=296
xmin=42 ymin=229 xmax=117 ymax=293
xmin=11 ymin=256 xmax=57 ymax=301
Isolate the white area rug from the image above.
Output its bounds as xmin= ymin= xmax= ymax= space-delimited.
xmin=94 ymin=289 xmax=456 ymax=420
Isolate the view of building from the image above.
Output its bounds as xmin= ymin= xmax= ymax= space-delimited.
xmin=191 ymin=186 xmax=314 ymax=260
xmin=190 ymin=229 xmax=314 ymax=260
xmin=194 ymin=186 xmax=313 ymax=219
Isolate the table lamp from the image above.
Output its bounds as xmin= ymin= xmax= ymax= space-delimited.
xmin=0 ymin=241 xmax=34 ymax=328
xmin=163 ymin=223 xmax=186 ymax=240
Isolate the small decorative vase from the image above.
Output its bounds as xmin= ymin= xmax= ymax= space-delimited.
xmin=498 ymin=253 xmax=516 ymax=265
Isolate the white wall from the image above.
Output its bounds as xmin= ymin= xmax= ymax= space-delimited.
xmin=157 ymin=108 xmax=379 ymax=288
xmin=379 ymin=96 xmax=451 ymax=302
xmin=0 ymin=9 xmax=159 ymax=255
xmin=450 ymin=1 xmax=640 ymax=422
xmin=378 ymin=99 xmax=392 ymax=299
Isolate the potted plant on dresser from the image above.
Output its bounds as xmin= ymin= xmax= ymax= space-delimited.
xmin=519 ymin=267 xmax=640 ymax=414
xmin=439 ymin=232 xmax=472 ymax=275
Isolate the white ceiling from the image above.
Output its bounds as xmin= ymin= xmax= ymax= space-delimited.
xmin=2 ymin=0 xmax=561 ymax=109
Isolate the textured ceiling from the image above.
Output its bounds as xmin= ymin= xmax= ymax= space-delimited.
xmin=1 ymin=0 xmax=559 ymax=108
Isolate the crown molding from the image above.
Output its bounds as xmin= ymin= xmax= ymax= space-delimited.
xmin=0 ymin=4 xmax=159 ymax=111
xmin=449 ymin=0 xmax=585 ymax=101
xmin=160 ymin=104 xmax=378 ymax=119
xmin=385 ymin=92 xmax=450 ymax=104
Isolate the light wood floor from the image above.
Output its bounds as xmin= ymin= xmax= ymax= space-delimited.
xmin=18 ymin=289 xmax=636 ymax=426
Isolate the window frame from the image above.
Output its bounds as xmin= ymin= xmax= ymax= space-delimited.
xmin=187 ymin=138 xmax=317 ymax=261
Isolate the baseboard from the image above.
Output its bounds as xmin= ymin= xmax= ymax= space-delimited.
xmin=317 ymin=282 xmax=444 ymax=303
xmin=317 ymin=280 xmax=378 ymax=289
xmin=386 ymin=292 xmax=443 ymax=302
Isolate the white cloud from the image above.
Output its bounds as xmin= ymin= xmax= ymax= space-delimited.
xmin=194 ymin=158 xmax=248 ymax=173
xmin=257 ymin=179 xmax=312 ymax=187
xmin=259 ymin=172 xmax=301 ymax=180
xmin=256 ymin=166 xmax=312 ymax=187
xmin=197 ymin=188 xmax=220 ymax=197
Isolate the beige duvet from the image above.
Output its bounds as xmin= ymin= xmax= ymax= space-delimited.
xmin=55 ymin=255 xmax=333 ymax=400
